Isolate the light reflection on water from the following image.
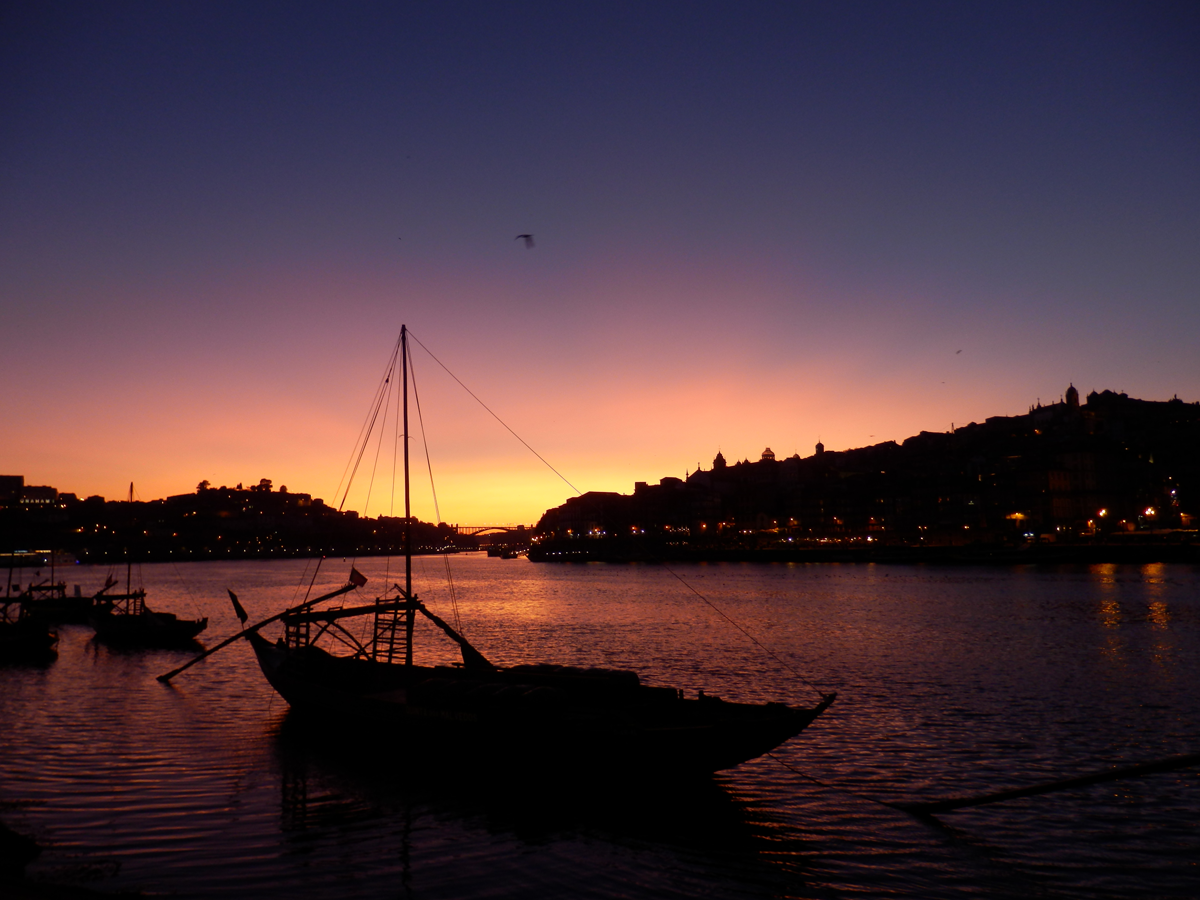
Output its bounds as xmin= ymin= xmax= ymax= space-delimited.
xmin=1 ymin=557 xmax=1198 ymax=899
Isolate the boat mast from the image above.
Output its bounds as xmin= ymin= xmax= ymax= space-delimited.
xmin=126 ymin=482 xmax=133 ymax=594
xmin=402 ymin=325 xmax=414 ymax=666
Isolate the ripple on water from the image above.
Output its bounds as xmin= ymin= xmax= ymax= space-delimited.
xmin=3 ymin=559 xmax=1200 ymax=899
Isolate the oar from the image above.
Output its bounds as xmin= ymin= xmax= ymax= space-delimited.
xmin=156 ymin=581 xmax=359 ymax=683
xmin=897 ymin=751 xmax=1200 ymax=815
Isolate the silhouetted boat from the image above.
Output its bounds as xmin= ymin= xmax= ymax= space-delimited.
xmin=5 ymin=553 xmax=94 ymax=624
xmin=88 ymin=485 xmax=208 ymax=648
xmin=18 ymin=581 xmax=99 ymax=624
xmin=0 ymin=599 xmax=58 ymax=663
xmin=90 ymin=591 xmax=207 ymax=648
xmin=17 ymin=579 xmax=67 ymax=602
xmin=237 ymin=327 xmax=834 ymax=775
xmin=486 ymin=546 xmax=524 ymax=558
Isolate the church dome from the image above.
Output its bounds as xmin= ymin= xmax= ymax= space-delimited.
xmin=1065 ymin=383 xmax=1079 ymax=409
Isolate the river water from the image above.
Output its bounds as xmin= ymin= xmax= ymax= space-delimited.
xmin=2 ymin=557 xmax=1198 ymax=899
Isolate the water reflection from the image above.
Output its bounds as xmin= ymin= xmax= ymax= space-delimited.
xmin=1147 ymin=601 xmax=1170 ymax=629
xmin=271 ymin=711 xmax=814 ymax=898
xmin=1140 ymin=562 xmax=1166 ymax=582
xmin=1097 ymin=597 xmax=1122 ymax=629
xmin=4 ymin=559 xmax=1200 ymax=899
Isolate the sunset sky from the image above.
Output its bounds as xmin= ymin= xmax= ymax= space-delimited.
xmin=3 ymin=2 xmax=1198 ymax=525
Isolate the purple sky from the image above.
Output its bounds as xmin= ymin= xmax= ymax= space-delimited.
xmin=3 ymin=1 xmax=1198 ymax=523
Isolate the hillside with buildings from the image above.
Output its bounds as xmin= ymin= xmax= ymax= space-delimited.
xmin=6 ymin=386 xmax=1198 ymax=566
xmin=0 ymin=478 xmax=474 ymax=564
xmin=531 ymin=387 xmax=1200 ymax=562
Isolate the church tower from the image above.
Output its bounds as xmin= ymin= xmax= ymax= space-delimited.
xmin=713 ymin=450 xmax=727 ymax=471
xmin=1065 ymin=383 xmax=1079 ymax=410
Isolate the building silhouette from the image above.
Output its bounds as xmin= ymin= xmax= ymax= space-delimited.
xmin=1 ymin=479 xmax=471 ymax=562
xmin=534 ymin=387 xmax=1199 ymax=556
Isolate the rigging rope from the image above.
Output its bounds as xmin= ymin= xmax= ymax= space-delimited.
xmin=405 ymin=329 xmax=825 ymax=699
xmin=322 ymin=329 xmax=823 ymax=699
xmin=382 ymin=344 xmax=402 ymax=592
xmin=168 ymin=559 xmax=204 ymax=617
xmin=333 ymin=335 xmax=402 ymax=512
xmin=407 ymin=330 xmax=582 ymax=497
xmin=408 ymin=350 xmax=463 ymax=634
xmin=342 ymin=350 xmax=395 ymax=637
xmin=327 ymin=335 xmax=397 ymax=643
xmin=291 ymin=557 xmax=316 ymax=605
xmin=658 ymin=562 xmax=828 ymax=700
xmin=360 ymin=361 xmax=393 ymax=526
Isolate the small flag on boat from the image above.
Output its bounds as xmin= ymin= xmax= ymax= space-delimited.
xmin=349 ymin=567 xmax=368 ymax=588
xmin=105 ymin=574 xmax=117 ymax=588
xmin=228 ymin=589 xmax=248 ymax=625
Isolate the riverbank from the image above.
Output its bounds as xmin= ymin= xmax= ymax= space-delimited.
xmin=527 ymin=537 xmax=1200 ymax=565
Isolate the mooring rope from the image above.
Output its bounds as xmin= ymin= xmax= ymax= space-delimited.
xmin=764 ymin=752 xmax=900 ymax=810
xmin=659 ymin=562 xmax=829 ymax=700
xmin=897 ymin=751 xmax=1200 ymax=815
xmin=766 ymin=750 xmax=1200 ymax=819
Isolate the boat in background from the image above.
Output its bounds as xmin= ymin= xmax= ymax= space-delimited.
xmin=90 ymin=585 xmax=207 ymax=649
xmin=17 ymin=578 xmax=67 ymax=602
xmin=236 ymin=327 xmax=835 ymax=777
xmin=485 ymin=545 xmax=526 ymax=558
xmin=88 ymin=485 xmax=208 ymax=649
xmin=19 ymin=581 xmax=97 ymax=624
xmin=5 ymin=553 xmax=93 ymax=624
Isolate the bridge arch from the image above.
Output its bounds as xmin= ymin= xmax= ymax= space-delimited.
xmin=454 ymin=524 xmax=535 ymax=537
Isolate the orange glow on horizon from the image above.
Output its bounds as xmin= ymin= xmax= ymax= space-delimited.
xmin=7 ymin=276 xmax=1194 ymax=524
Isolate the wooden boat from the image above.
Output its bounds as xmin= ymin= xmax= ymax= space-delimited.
xmin=249 ymin=622 xmax=834 ymax=775
xmin=19 ymin=581 xmax=97 ymax=624
xmin=194 ymin=327 xmax=833 ymax=775
xmin=90 ymin=591 xmax=207 ymax=648
xmin=17 ymin=579 xmax=67 ymax=601
xmin=5 ymin=553 xmax=92 ymax=624
xmin=89 ymin=487 xmax=208 ymax=648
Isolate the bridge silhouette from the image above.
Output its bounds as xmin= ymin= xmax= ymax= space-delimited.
xmin=453 ymin=524 xmax=535 ymax=536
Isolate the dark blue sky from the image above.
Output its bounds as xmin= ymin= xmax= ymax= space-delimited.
xmin=3 ymin=1 xmax=1198 ymax=518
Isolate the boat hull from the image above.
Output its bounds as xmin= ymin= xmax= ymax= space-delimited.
xmin=91 ymin=608 xmax=207 ymax=648
xmin=248 ymin=632 xmax=833 ymax=776
xmin=22 ymin=594 xmax=97 ymax=625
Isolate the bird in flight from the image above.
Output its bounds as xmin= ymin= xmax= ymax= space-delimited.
xmin=956 ymin=349 xmax=962 ymax=354
xmin=515 ymin=234 xmax=535 ymax=249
